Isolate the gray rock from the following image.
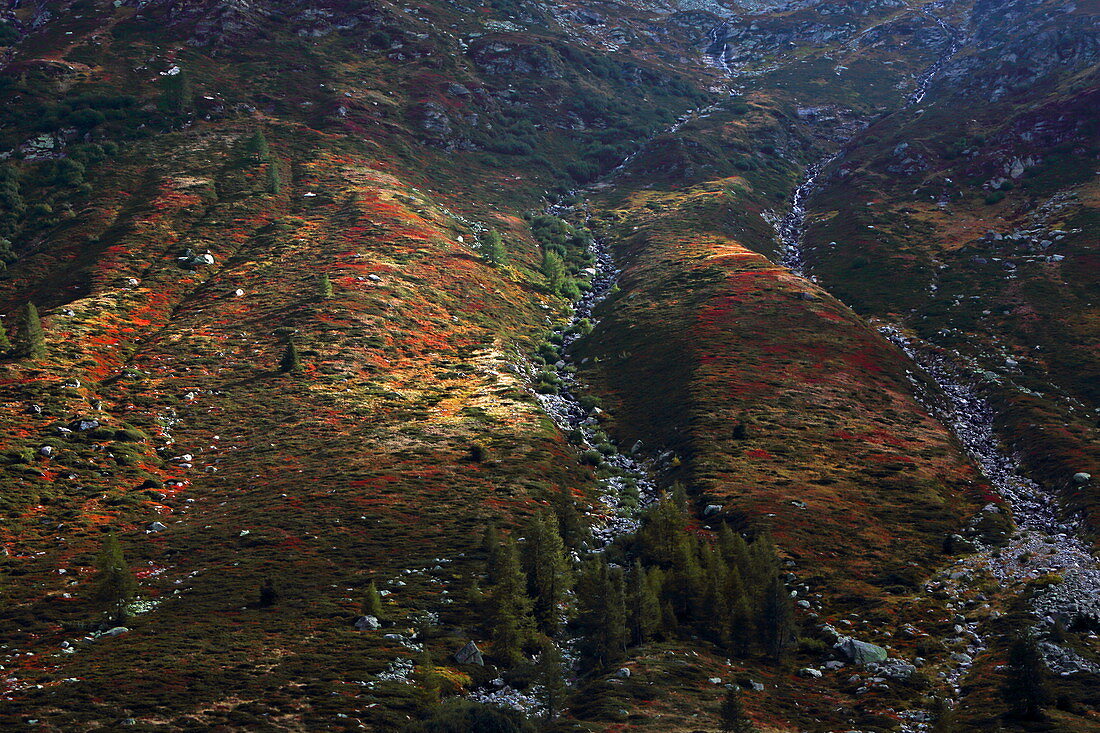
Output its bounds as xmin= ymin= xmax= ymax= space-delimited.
xmin=454 ymin=641 xmax=484 ymax=666
xmin=835 ymin=638 xmax=888 ymax=665
xmin=354 ymin=615 xmax=381 ymax=631
xmin=146 ymin=521 xmax=168 ymax=532
xmin=703 ymin=504 xmax=723 ymax=517
xmin=38 ymin=446 xmax=54 ymax=457
xmin=615 ymin=667 xmax=631 ymax=678
xmin=798 ymin=667 xmax=823 ymax=678
xmin=1073 ymin=472 xmax=1091 ymax=484
xmin=101 ymin=626 xmax=129 ymax=637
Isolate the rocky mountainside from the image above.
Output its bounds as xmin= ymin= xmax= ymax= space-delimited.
xmin=0 ymin=0 xmax=1096 ymax=731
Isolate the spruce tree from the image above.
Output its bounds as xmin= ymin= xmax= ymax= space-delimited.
xmin=93 ymin=534 xmax=137 ymax=623
xmin=362 ymin=580 xmax=385 ymax=620
xmin=719 ymin=687 xmax=755 ymax=733
xmin=279 ymin=339 xmax=301 ymax=373
xmin=0 ymin=318 xmax=10 ymax=356
xmin=521 ymin=511 xmax=571 ymax=634
xmin=15 ymin=302 xmax=44 ymax=359
xmin=487 ymin=535 xmax=534 ymax=668
xmin=1003 ymin=635 xmax=1050 ymax=720
xmin=319 ymin=272 xmax=333 ymax=299
xmin=483 ymin=229 xmax=506 ymax=267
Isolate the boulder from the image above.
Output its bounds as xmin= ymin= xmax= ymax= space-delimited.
xmin=354 ymin=615 xmax=381 ymax=631
xmin=798 ymin=667 xmax=823 ymax=678
xmin=454 ymin=641 xmax=484 ymax=666
xmin=615 ymin=668 xmax=631 ymax=678
xmin=703 ymin=504 xmax=723 ymax=517
xmin=146 ymin=521 xmax=168 ymax=532
xmin=1073 ymin=472 xmax=1091 ymax=484
xmin=835 ymin=638 xmax=888 ymax=665
xmin=101 ymin=626 xmax=129 ymax=638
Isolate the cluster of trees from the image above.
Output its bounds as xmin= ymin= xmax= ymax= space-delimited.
xmin=475 ymin=487 xmax=795 ymax=677
xmin=243 ymin=129 xmax=282 ymax=194
xmin=528 ymin=213 xmax=594 ymax=300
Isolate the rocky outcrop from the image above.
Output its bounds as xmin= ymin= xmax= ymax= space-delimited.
xmin=468 ymin=39 xmax=563 ymax=78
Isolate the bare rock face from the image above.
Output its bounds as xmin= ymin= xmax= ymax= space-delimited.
xmin=159 ymin=0 xmax=274 ymax=51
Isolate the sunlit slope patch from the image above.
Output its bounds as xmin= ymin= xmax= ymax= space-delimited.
xmin=0 ymin=117 xmax=608 ymax=727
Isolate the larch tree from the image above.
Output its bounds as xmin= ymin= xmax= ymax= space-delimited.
xmin=93 ymin=534 xmax=137 ymax=624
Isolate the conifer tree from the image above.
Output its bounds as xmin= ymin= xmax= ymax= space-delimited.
xmin=718 ymin=524 xmax=751 ymax=578
xmin=576 ymin=559 xmax=627 ymax=670
xmin=552 ymin=484 xmax=586 ymax=550
xmin=482 ymin=522 xmax=502 ymax=585
xmin=726 ymin=567 xmax=752 ymax=658
xmin=483 ymin=229 xmax=507 ymax=267
xmin=259 ymin=577 xmax=279 ymax=607
xmin=635 ymin=494 xmax=685 ymax=567
xmin=267 ymin=161 xmax=282 ymax=194
xmin=669 ymin=528 xmax=704 ymax=623
xmin=0 ymin=318 xmax=11 ymax=356
xmin=719 ymin=687 xmax=755 ymax=733
xmin=161 ymin=70 xmax=192 ymax=114
xmin=521 ymin=511 xmax=571 ymax=634
xmin=759 ymin=574 xmax=795 ymax=661
xmin=93 ymin=534 xmax=137 ymax=623
xmin=534 ymin=636 xmax=567 ymax=720
xmin=245 ymin=129 xmax=270 ymax=162
xmin=319 ymin=272 xmax=333 ymax=299
xmin=362 ymin=580 xmax=385 ymax=620
xmin=416 ymin=648 xmax=441 ymax=703
xmin=541 ymin=250 xmax=566 ymax=294
xmin=15 ymin=302 xmax=44 ymax=359
xmin=1003 ymin=635 xmax=1050 ymax=720
xmin=487 ymin=535 xmax=534 ymax=668
xmin=279 ymin=339 xmax=301 ymax=373
xmin=629 ymin=560 xmax=661 ymax=644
